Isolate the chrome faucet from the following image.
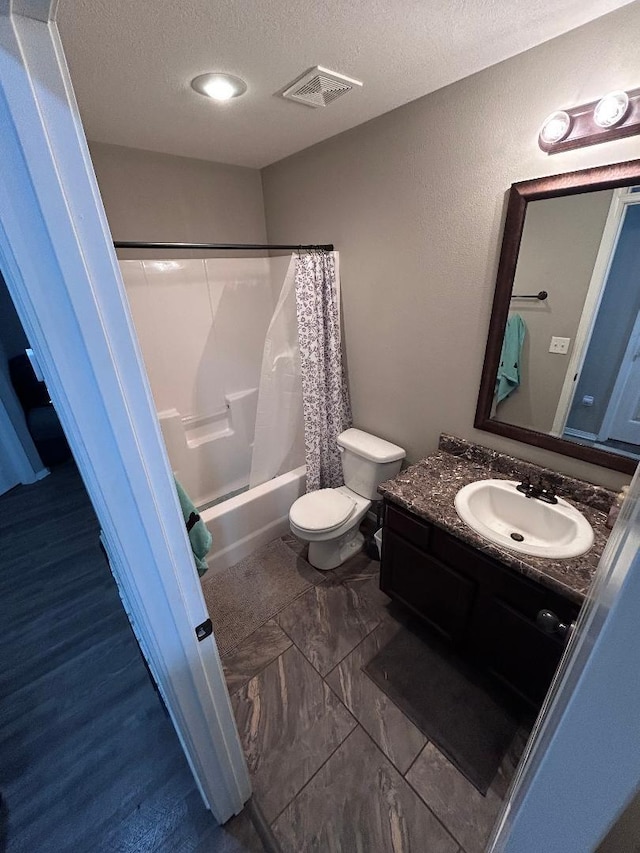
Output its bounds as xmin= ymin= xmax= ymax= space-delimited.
xmin=516 ymin=476 xmax=558 ymax=505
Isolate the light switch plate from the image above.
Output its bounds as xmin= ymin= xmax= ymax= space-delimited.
xmin=549 ymin=336 xmax=570 ymax=354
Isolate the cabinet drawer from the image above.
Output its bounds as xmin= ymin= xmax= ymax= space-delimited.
xmin=430 ymin=525 xmax=579 ymax=625
xmin=430 ymin=525 xmax=514 ymax=588
xmin=381 ymin=529 xmax=476 ymax=643
xmin=385 ymin=503 xmax=431 ymax=552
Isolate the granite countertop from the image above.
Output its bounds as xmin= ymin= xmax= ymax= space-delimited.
xmin=378 ymin=435 xmax=617 ymax=604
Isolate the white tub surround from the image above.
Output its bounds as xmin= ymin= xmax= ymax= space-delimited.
xmin=202 ymin=465 xmax=306 ymax=573
xmin=120 ymin=257 xmax=290 ymax=507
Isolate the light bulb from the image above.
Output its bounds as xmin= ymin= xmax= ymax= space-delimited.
xmin=203 ymin=78 xmax=236 ymax=101
xmin=191 ymin=73 xmax=247 ymax=102
xmin=593 ymin=91 xmax=630 ymax=128
xmin=539 ymin=110 xmax=571 ymax=146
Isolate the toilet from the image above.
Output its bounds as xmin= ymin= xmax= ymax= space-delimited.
xmin=289 ymin=428 xmax=406 ymax=570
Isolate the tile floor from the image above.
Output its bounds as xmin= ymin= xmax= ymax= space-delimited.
xmin=221 ymin=537 xmax=529 ymax=853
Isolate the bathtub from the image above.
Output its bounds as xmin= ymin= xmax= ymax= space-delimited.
xmin=202 ymin=465 xmax=306 ymax=573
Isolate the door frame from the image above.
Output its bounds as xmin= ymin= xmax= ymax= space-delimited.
xmin=0 ymin=3 xmax=249 ymax=821
xmin=551 ymin=188 xmax=625 ymax=436
xmin=552 ymin=187 xmax=640 ymax=437
xmin=597 ymin=307 xmax=640 ymax=444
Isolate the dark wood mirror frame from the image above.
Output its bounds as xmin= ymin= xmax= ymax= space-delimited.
xmin=475 ymin=158 xmax=640 ymax=475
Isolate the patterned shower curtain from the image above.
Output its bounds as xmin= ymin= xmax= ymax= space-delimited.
xmin=294 ymin=251 xmax=352 ymax=492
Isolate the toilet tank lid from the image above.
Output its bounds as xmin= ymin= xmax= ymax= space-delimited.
xmin=337 ymin=428 xmax=406 ymax=463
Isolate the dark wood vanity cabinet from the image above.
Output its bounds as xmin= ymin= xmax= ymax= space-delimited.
xmin=380 ymin=502 xmax=581 ymax=707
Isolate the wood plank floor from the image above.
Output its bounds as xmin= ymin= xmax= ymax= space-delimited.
xmin=0 ymin=461 xmax=263 ymax=853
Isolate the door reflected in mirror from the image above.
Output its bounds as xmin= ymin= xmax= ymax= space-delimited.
xmin=491 ymin=184 xmax=640 ymax=463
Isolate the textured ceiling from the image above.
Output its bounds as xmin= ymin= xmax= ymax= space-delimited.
xmin=57 ymin=0 xmax=634 ymax=169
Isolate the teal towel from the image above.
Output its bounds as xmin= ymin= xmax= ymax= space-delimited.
xmin=174 ymin=477 xmax=212 ymax=577
xmin=495 ymin=313 xmax=526 ymax=404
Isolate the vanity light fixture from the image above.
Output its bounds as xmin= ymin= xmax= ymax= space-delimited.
xmin=593 ymin=90 xmax=630 ymax=128
xmin=539 ymin=110 xmax=572 ymax=145
xmin=538 ymin=86 xmax=640 ymax=154
xmin=191 ymin=73 xmax=247 ymax=102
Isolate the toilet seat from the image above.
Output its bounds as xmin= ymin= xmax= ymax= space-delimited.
xmin=289 ymin=488 xmax=355 ymax=533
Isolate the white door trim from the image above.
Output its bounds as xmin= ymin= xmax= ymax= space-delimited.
xmin=0 ymin=5 xmax=249 ymax=821
xmin=597 ymin=306 xmax=640 ymax=444
xmin=551 ymin=189 xmax=627 ymax=436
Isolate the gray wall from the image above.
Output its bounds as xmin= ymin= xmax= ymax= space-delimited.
xmin=261 ymin=2 xmax=640 ymax=490
xmin=89 ymin=141 xmax=267 ymax=259
xmin=497 ymin=190 xmax=612 ymax=433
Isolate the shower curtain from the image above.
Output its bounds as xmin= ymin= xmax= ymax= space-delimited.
xmin=249 ymin=257 xmax=305 ymax=487
xmin=250 ymin=250 xmax=352 ymax=492
xmin=294 ymin=251 xmax=352 ymax=492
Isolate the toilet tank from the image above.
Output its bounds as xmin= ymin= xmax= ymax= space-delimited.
xmin=337 ymin=428 xmax=406 ymax=500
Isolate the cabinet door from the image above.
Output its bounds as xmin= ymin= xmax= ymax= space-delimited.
xmin=471 ymin=595 xmax=566 ymax=705
xmin=381 ymin=529 xmax=477 ymax=644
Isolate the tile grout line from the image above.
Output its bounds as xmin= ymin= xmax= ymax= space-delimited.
xmin=400 ymin=742 xmax=487 ymax=853
xmin=321 ymin=610 xmax=383 ymax=679
xmin=229 ymin=545 xmax=456 ymax=843
xmin=227 ymin=621 xmax=361 ymax=830
xmin=402 ymin=740 xmax=430 ymax=780
xmin=274 ymin=583 xmax=462 ymax=842
xmin=208 ymin=535 xmax=328 ymax=658
xmin=222 ymin=638 xmax=294 ymax=698
xmin=315 ymin=593 xmax=487 ymax=852
xmin=274 ymin=573 xmax=385 ymax=679
xmin=320 ymin=666 xmax=427 ymax=781
xmin=322 ymin=609 xmax=436 ymax=778
xmin=223 ymin=541 xmax=490 ymax=852
xmin=267 ymin=724 xmax=362 ymax=829
xmin=235 ymin=640 xmax=360 ymax=831
xmin=349 ymin=723 xmax=462 ymax=851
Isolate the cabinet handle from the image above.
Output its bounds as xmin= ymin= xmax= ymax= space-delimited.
xmin=536 ymin=609 xmax=575 ymax=640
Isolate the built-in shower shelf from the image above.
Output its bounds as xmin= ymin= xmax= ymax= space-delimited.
xmin=187 ymin=428 xmax=233 ymax=449
xmin=182 ymin=408 xmax=229 ymax=428
xmin=184 ymin=408 xmax=233 ymax=446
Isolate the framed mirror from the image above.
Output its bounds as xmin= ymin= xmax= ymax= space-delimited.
xmin=475 ymin=159 xmax=640 ymax=475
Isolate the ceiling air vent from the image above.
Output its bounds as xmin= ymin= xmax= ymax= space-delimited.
xmin=281 ymin=66 xmax=363 ymax=108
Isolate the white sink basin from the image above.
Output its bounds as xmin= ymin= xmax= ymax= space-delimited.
xmin=454 ymin=479 xmax=594 ymax=559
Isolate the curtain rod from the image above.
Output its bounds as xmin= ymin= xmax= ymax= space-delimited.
xmin=113 ymin=241 xmax=334 ymax=251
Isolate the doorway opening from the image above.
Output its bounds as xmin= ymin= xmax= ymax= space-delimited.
xmin=0 ymin=270 xmax=263 ymax=850
xmin=554 ymin=188 xmax=640 ymax=459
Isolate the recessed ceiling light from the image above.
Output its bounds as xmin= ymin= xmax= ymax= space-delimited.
xmin=191 ymin=73 xmax=247 ymax=102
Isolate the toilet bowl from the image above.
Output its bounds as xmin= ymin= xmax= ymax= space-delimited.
xmin=289 ymin=428 xmax=405 ymax=570
xmin=289 ymin=485 xmax=371 ymax=570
